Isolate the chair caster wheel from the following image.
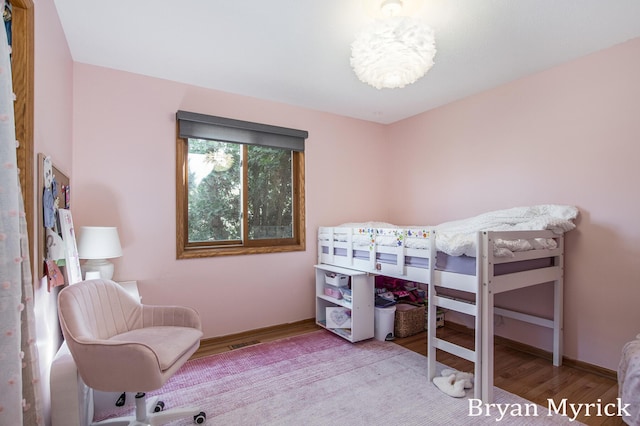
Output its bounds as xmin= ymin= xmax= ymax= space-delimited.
xmin=194 ymin=411 xmax=206 ymax=424
xmin=115 ymin=392 xmax=126 ymax=407
xmin=154 ymin=401 xmax=165 ymax=412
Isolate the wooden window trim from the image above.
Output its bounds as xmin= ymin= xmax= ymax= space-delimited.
xmin=11 ymin=0 xmax=35 ymax=269
xmin=175 ymin=136 xmax=306 ymax=259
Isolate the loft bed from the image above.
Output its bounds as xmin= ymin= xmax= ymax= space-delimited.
xmin=317 ymin=205 xmax=578 ymax=402
xmin=318 ymin=224 xmax=431 ymax=281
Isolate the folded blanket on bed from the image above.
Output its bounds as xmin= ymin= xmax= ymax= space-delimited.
xmin=435 ymin=204 xmax=579 ymax=257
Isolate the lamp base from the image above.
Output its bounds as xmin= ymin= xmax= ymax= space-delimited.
xmin=81 ymin=259 xmax=115 ymax=281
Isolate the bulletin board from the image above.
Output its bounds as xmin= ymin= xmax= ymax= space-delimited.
xmin=37 ymin=153 xmax=70 ymax=281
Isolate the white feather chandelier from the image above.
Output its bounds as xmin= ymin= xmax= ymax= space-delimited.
xmin=350 ymin=11 xmax=436 ymax=89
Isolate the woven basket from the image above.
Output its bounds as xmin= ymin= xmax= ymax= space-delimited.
xmin=394 ymin=303 xmax=425 ymax=338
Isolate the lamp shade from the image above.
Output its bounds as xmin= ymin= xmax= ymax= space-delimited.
xmin=77 ymin=226 xmax=123 ymax=260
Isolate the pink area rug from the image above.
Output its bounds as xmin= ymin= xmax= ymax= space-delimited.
xmin=94 ymin=330 xmax=582 ymax=425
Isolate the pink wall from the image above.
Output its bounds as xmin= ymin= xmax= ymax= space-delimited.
xmin=34 ymin=3 xmax=73 ymax=174
xmin=35 ymin=4 xmax=639 ymax=409
xmin=387 ymin=37 xmax=640 ymax=370
xmin=70 ymin=64 xmax=391 ymax=338
xmin=33 ymin=0 xmax=74 ymax=423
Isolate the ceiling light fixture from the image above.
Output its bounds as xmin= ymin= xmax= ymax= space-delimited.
xmin=380 ymin=0 xmax=404 ymax=17
xmin=350 ymin=0 xmax=436 ymax=89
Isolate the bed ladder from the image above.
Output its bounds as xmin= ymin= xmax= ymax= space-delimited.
xmin=427 ymin=230 xmax=565 ymax=403
xmin=479 ymin=230 xmax=565 ymax=402
xmin=427 ymin=230 xmax=483 ymax=400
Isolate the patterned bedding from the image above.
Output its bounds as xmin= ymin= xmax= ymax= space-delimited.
xmin=318 ymin=204 xmax=578 ymax=258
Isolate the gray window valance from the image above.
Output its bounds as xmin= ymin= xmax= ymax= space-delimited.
xmin=177 ymin=110 xmax=308 ymax=152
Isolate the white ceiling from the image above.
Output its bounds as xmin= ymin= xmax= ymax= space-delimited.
xmin=53 ymin=0 xmax=640 ymax=124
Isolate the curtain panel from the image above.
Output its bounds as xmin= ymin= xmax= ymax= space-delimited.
xmin=0 ymin=1 xmax=43 ymax=423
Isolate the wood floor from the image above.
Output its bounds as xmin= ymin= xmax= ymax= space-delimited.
xmin=193 ymin=320 xmax=625 ymax=426
xmin=398 ymin=326 xmax=624 ymax=426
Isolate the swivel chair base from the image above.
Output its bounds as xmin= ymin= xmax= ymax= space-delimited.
xmin=92 ymin=392 xmax=206 ymax=425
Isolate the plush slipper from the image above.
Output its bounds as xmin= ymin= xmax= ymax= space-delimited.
xmin=433 ymin=374 xmax=466 ymax=398
xmin=441 ymin=368 xmax=474 ymax=389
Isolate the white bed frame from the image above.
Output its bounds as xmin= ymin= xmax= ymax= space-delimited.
xmin=317 ymin=226 xmax=564 ymax=402
xmin=317 ymin=226 xmax=432 ymax=282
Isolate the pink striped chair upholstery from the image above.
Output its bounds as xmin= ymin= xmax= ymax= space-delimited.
xmin=58 ymin=279 xmax=206 ymax=425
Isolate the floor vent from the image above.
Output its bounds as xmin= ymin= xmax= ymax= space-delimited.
xmin=229 ymin=340 xmax=260 ymax=350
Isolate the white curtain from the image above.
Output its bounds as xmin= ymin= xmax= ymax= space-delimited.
xmin=0 ymin=1 xmax=43 ymax=424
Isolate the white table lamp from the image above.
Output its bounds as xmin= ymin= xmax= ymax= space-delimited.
xmin=77 ymin=226 xmax=123 ymax=280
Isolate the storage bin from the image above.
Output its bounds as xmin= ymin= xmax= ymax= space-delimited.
xmin=424 ymin=308 xmax=445 ymax=330
xmin=324 ymin=284 xmax=342 ymax=299
xmin=325 ymin=273 xmax=349 ymax=287
xmin=326 ymin=307 xmax=351 ymax=328
xmin=374 ymin=306 xmax=396 ymax=341
xmin=339 ymin=287 xmax=352 ymax=302
xmin=394 ymin=303 xmax=425 ymax=338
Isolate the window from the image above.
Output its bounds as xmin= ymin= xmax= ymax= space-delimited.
xmin=176 ymin=111 xmax=308 ymax=258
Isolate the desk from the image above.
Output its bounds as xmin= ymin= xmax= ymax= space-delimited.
xmin=118 ymin=280 xmax=140 ymax=301
xmin=51 ymin=280 xmax=139 ymax=426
